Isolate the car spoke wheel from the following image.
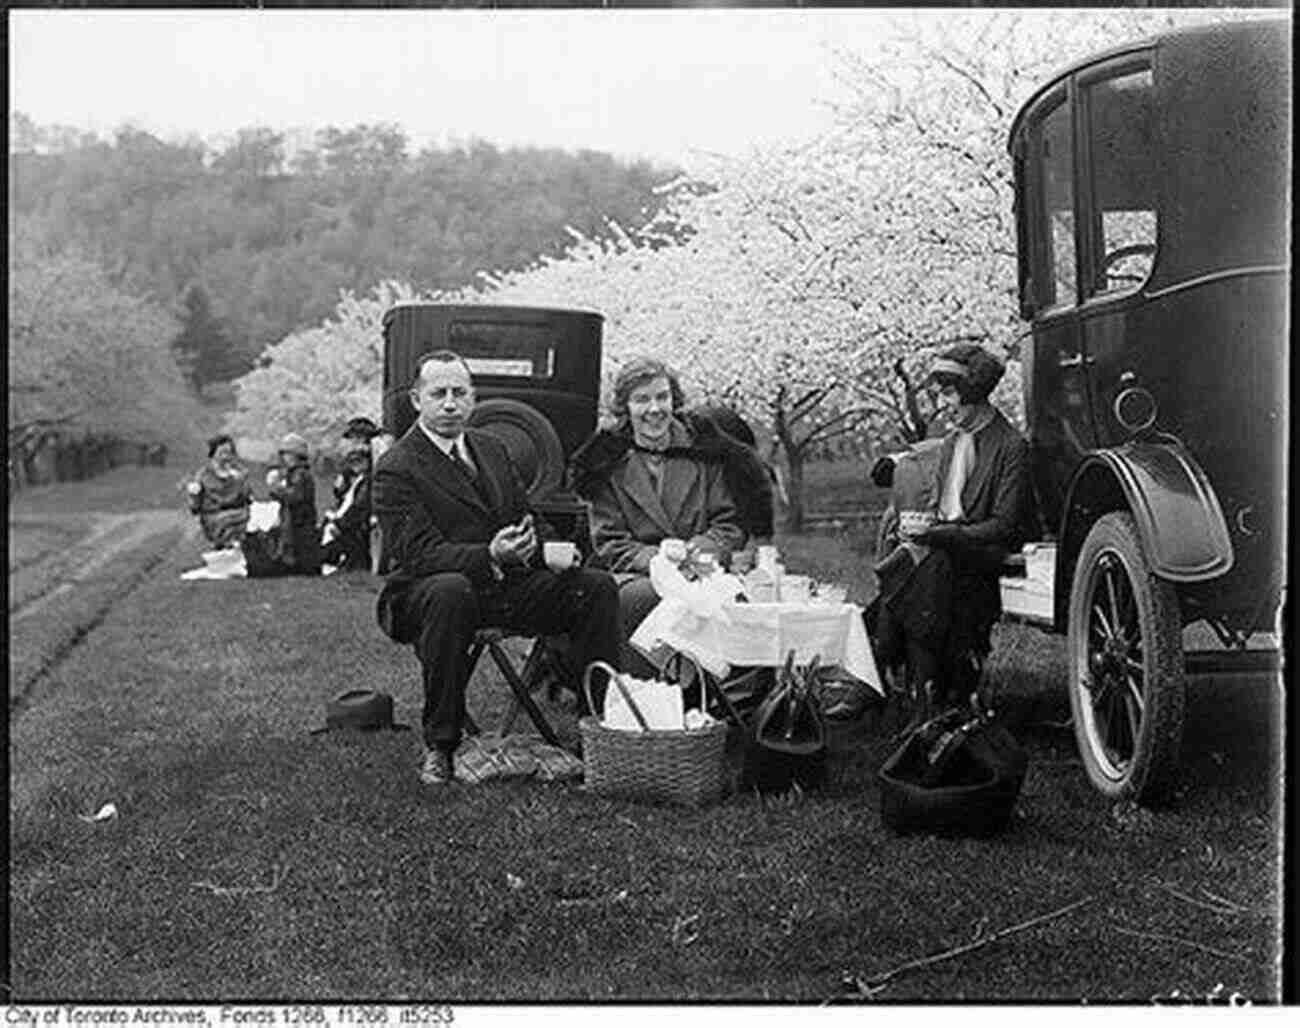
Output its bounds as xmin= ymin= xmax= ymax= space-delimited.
xmin=1068 ymin=511 xmax=1184 ymax=804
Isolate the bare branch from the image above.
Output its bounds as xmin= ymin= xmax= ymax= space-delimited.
xmin=806 ymin=421 xmax=871 ymax=446
xmin=787 ymin=387 xmax=834 ymax=425
xmin=192 ymin=865 xmax=289 ymax=899
xmin=1156 ymin=884 xmax=1243 ymax=918
xmin=849 ymin=896 xmax=1094 ymax=993
xmin=930 ymin=51 xmax=1006 ymax=119
xmin=1199 ymin=887 xmax=1250 ymax=914
xmin=1109 ymin=924 xmax=1250 ymax=963
xmin=802 ymin=406 xmax=877 ymax=444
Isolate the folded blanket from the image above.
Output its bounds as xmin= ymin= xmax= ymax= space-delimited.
xmin=454 ymin=733 xmax=585 ymax=785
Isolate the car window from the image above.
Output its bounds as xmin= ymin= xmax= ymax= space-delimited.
xmin=1084 ymin=66 xmax=1156 ymax=297
xmin=1035 ymin=97 xmax=1077 ymax=310
xmin=448 ymin=320 xmax=557 ymax=379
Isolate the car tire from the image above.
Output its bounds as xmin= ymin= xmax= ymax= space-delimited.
xmin=1067 ymin=511 xmax=1184 ymax=805
xmin=468 ymin=398 xmax=565 ymax=499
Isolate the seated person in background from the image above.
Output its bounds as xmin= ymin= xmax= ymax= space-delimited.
xmin=682 ymin=404 xmax=777 ymax=544
xmin=871 ymin=343 xmax=1034 ymax=711
xmin=185 ymin=433 xmax=252 ymax=548
xmin=570 ymin=357 xmax=746 ymax=677
xmin=371 ymin=350 xmax=621 ymax=785
xmin=321 ymin=415 xmax=382 ymax=572
xmin=262 ymin=432 xmax=322 ymax=576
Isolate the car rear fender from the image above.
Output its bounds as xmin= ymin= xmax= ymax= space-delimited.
xmin=1055 ymin=439 xmax=1235 ymax=626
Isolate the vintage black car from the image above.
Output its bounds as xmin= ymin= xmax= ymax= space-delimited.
xmin=1005 ymin=18 xmax=1288 ymax=803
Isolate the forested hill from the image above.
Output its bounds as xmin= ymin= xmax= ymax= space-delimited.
xmin=9 ymin=118 xmax=678 ymax=382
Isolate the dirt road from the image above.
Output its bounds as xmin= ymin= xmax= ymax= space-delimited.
xmin=8 ymin=507 xmax=191 ymax=710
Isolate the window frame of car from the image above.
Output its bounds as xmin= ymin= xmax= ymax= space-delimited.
xmin=1075 ymin=54 xmax=1158 ymax=307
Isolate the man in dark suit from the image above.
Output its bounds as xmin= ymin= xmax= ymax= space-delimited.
xmin=372 ymin=350 xmax=621 ymax=785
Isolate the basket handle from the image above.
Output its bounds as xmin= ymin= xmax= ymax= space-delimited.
xmin=582 ymin=660 xmax=651 ymax=732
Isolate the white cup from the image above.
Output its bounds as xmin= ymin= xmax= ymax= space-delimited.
xmin=780 ymin=574 xmax=812 ymax=604
xmin=899 ymin=509 xmax=936 ymax=540
xmin=543 ymin=540 xmax=580 ymax=572
xmin=660 ymin=538 xmax=688 ymax=564
xmin=816 ymin=583 xmax=848 ymax=605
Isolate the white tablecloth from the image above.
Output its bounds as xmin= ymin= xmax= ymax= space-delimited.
xmin=630 ymin=597 xmax=883 ymax=695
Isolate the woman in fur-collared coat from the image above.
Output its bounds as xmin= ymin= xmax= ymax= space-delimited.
xmin=570 ymin=357 xmax=748 ymax=676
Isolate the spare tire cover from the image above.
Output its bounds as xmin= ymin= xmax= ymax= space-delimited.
xmin=469 ymin=398 xmax=564 ymax=500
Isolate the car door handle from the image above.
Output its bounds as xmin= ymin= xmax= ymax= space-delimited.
xmin=1058 ymin=353 xmax=1094 ymax=368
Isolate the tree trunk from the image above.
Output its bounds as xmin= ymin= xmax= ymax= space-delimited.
xmin=784 ymin=447 xmax=806 ymax=533
xmin=29 ymin=439 xmax=55 ymax=486
xmin=893 ymin=357 xmax=931 ymax=444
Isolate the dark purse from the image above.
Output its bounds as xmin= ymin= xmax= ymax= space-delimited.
xmin=240 ymin=528 xmax=284 ymax=579
xmin=740 ymin=651 xmax=829 ymax=794
xmin=878 ymin=707 xmax=1028 ymax=837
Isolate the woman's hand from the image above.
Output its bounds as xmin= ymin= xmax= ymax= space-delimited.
xmin=686 ymin=535 xmax=720 ymax=558
xmin=915 ymin=522 xmax=963 ymax=549
xmin=659 ymin=538 xmax=689 ymax=564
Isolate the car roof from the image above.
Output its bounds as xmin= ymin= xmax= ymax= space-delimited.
xmin=384 ymin=300 xmax=604 ymax=321
xmin=1007 ymin=18 xmax=1287 ymax=150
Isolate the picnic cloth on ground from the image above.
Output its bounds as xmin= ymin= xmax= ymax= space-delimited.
xmin=454 ymin=733 xmax=585 ymax=785
xmin=180 ymin=502 xmax=283 ymax=580
xmin=180 ymin=547 xmax=247 ymax=580
xmin=630 ymin=555 xmax=883 ymax=694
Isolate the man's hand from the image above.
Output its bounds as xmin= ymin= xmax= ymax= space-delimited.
xmin=489 ymin=514 xmax=537 ymax=568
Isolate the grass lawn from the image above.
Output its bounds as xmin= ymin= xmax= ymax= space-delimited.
xmin=6 ymin=465 xmax=1284 ymax=1003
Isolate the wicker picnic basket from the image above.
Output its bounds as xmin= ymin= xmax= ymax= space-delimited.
xmin=579 ymin=659 xmax=728 ymax=807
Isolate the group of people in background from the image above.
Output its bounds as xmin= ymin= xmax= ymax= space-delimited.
xmin=185 ymin=416 xmax=385 ymax=578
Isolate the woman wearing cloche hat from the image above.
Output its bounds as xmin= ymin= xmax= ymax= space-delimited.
xmin=871 ymin=342 xmax=1037 ymax=712
xmin=321 ymin=416 xmax=383 ymax=572
xmin=264 ymin=431 xmax=321 ymax=575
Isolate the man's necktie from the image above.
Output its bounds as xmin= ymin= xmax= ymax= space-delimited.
xmin=449 ymin=442 xmax=492 ymax=505
xmin=449 ymin=443 xmax=476 ymax=480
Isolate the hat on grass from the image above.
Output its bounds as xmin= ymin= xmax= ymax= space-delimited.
xmin=310 ymin=689 xmax=410 ymax=734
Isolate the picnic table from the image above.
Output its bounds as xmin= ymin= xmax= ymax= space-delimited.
xmin=628 ymin=561 xmax=883 ymax=698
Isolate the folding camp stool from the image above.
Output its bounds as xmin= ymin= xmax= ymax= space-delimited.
xmin=462 ymin=628 xmax=565 ymax=747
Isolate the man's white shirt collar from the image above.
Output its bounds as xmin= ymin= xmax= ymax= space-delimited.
xmin=418 ymin=421 xmax=466 ymax=459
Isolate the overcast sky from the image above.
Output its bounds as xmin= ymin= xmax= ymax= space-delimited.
xmin=7 ymin=8 xmax=903 ymax=165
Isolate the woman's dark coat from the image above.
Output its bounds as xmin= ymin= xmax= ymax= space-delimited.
xmin=190 ymin=461 xmax=252 ymax=547
xmin=269 ymin=460 xmax=321 ymax=574
xmin=570 ymin=417 xmax=749 ymax=576
xmin=875 ymin=408 xmax=1035 ymax=667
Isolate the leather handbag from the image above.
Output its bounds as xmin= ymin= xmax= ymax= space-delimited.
xmin=878 ymin=707 xmax=1028 ymax=837
xmin=741 ymin=651 xmax=828 ymax=794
